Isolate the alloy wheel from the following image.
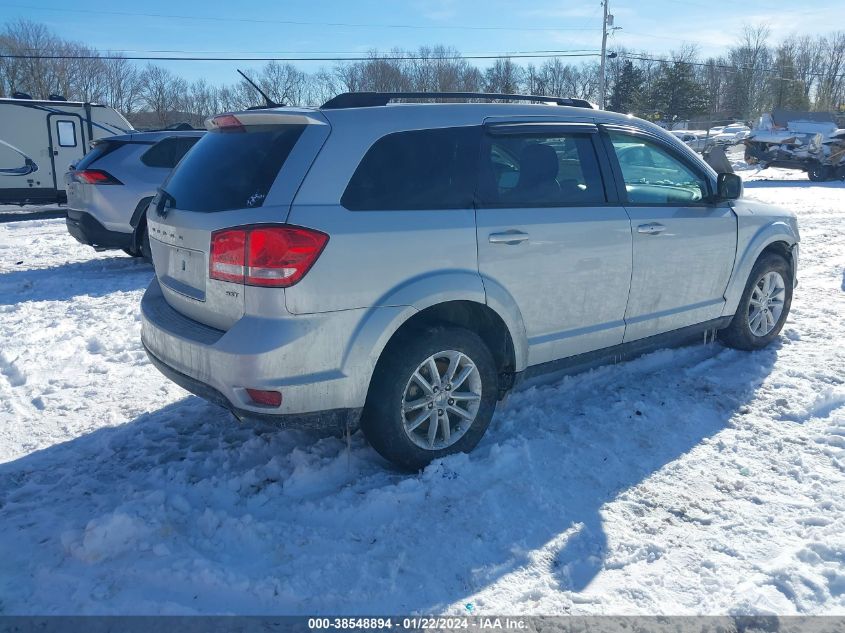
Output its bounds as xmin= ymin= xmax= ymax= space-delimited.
xmin=747 ymin=271 xmax=786 ymax=337
xmin=401 ymin=350 xmax=482 ymax=450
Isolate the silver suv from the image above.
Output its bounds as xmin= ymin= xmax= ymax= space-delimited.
xmin=141 ymin=92 xmax=799 ymax=470
xmin=66 ymin=130 xmax=203 ymax=258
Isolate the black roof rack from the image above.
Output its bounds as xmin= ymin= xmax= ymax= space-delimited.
xmin=321 ymin=91 xmax=595 ymax=110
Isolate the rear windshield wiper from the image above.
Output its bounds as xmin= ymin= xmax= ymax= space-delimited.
xmin=153 ymin=187 xmax=177 ymax=217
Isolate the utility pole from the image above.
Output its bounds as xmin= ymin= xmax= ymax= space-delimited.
xmin=599 ymin=0 xmax=609 ymax=109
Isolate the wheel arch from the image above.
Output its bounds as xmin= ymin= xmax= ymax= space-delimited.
xmin=723 ymin=222 xmax=797 ymax=317
xmin=367 ymin=300 xmax=520 ymax=401
xmin=342 ymin=290 xmax=526 ymax=412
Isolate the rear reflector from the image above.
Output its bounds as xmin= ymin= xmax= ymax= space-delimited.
xmin=245 ymin=388 xmax=282 ymax=407
xmin=72 ymin=169 xmax=122 ymax=185
xmin=209 ymin=225 xmax=328 ymax=288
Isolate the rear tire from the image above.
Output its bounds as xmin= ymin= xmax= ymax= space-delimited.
xmin=124 ymin=224 xmax=152 ymax=261
xmin=362 ymin=325 xmax=498 ymax=471
xmin=719 ymin=253 xmax=793 ymax=351
xmin=138 ymin=225 xmax=152 ymax=262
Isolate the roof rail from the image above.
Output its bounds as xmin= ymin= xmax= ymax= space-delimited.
xmin=320 ymin=92 xmax=595 ymax=110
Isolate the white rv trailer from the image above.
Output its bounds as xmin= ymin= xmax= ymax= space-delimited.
xmin=0 ymin=96 xmax=132 ymax=205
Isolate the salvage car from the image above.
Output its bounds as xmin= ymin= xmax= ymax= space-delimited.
xmin=140 ymin=92 xmax=799 ymax=470
xmin=745 ymin=110 xmax=845 ymax=181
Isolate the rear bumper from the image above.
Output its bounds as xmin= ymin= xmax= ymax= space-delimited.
xmin=66 ymin=209 xmax=133 ymax=250
xmin=140 ymin=278 xmax=370 ymax=429
xmin=143 ymin=343 xmax=360 ymax=430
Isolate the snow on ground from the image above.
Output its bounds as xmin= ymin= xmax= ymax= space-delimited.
xmin=0 ymin=170 xmax=843 ymax=615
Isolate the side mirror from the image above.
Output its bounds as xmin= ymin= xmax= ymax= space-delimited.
xmin=717 ymin=172 xmax=742 ymax=200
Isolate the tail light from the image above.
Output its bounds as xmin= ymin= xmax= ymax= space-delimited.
xmin=72 ymin=169 xmax=122 ymax=185
xmin=209 ymin=225 xmax=328 ymax=288
xmin=210 ymin=114 xmax=245 ymax=132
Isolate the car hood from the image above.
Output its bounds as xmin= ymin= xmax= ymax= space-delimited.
xmin=733 ymin=196 xmax=795 ymax=219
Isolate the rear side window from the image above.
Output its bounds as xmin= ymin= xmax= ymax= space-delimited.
xmin=342 ymin=126 xmax=481 ymax=211
xmin=141 ymin=136 xmax=201 ymax=168
xmin=477 ymin=132 xmax=606 ymax=207
xmin=74 ymin=141 xmax=123 ymax=170
xmin=163 ymin=124 xmax=305 ymax=212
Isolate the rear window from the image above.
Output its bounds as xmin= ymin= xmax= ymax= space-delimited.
xmin=74 ymin=140 xmax=124 ymax=170
xmin=162 ymin=124 xmax=305 ymax=213
xmin=341 ymin=126 xmax=481 ymax=211
xmin=141 ymin=136 xmax=201 ymax=168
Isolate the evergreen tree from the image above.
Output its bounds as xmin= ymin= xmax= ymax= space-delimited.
xmin=608 ymin=60 xmax=644 ymax=113
xmin=649 ymin=60 xmax=708 ymax=123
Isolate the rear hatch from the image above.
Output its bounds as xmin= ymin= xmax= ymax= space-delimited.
xmin=147 ymin=110 xmax=330 ymax=330
xmin=65 ymin=135 xmax=142 ymax=210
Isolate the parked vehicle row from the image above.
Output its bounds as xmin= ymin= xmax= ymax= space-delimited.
xmin=713 ymin=124 xmax=751 ymax=146
xmin=132 ymin=92 xmax=799 ymax=470
xmin=670 ymin=130 xmax=709 ymax=152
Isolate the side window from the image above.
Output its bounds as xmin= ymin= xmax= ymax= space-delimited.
xmin=57 ymin=121 xmax=76 ymax=147
xmin=477 ymin=132 xmax=606 ymax=207
xmin=341 ymin=126 xmax=481 ymax=211
xmin=609 ymin=131 xmax=709 ymax=204
xmin=141 ymin=137 xmax=184 ymax=169
xmin=142 ymin=136 xmax=199 ymax=168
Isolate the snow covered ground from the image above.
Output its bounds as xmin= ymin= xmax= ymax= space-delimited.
xmin=0 ymin=170 xmax=843 ymax=615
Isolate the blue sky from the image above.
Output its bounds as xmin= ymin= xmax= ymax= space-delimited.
xmin=1 ymin=0 xmax=841 ymax=85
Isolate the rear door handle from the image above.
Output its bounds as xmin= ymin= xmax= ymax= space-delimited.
xmin=637 ymin=223 xmax=667 ymax=235
xmin=489 ymin=230 xmax=529 ymax=245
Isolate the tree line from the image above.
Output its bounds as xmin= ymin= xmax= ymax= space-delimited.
xmin=1 ymin=19 xmax=843 ymax=129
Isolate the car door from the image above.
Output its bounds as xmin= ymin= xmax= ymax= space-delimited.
xmin=475 ymin=122 xmax=633 ymax=366
xmin=602 ymin=126 xmax=737 ymax=342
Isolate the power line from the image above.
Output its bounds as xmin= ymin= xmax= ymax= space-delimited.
xmin=0 ymin=51 xmax=603 ymax=63
xmin=3 ymin=3 xmax=602 ymax=32
xmin=4 ymin=47 xmax=602 ymax=56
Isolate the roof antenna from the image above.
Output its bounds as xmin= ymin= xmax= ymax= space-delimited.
xmin=237 ymin=69 xmax=282 ymax=108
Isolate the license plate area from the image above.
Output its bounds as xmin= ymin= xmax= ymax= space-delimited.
xmin=161 ymin=246 xmax=206 ymax=301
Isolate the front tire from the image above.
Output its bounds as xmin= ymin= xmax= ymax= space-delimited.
xmin=807 ymin=163 xmax=831 ymax=182
xmin=362 ymin=325 xmax=498 ymax=471
xmin=719 ymin=253 xmax=793 ymax=351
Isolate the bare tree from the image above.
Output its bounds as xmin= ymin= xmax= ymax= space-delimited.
xmin=815 ymin=32 xmax=845 ymax=111
xmin=138 ymin=64 xmax=187 ymax=127
xmin=484 ymin=58 xmax=523 ymax=94
xmin=305 ymin=67 xmax=339 ymax=106
xmin=726 ymin=24 xmax=772 ymax=120
xmin=256 ymin=61 xmax=307 ymax=105
xmin=100 ymin=56 xmax=142 ymax=113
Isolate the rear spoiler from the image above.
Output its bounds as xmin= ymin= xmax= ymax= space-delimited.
xmin=205 ymin=110 xmax=328 ymax=130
